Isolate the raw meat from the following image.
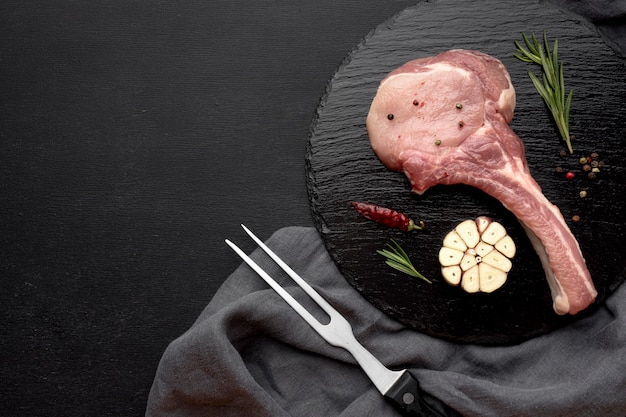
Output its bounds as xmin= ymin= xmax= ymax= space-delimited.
xmin=366 ymin=50 xmax=597 ymax=315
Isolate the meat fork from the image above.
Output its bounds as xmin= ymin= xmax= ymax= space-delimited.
xmin=225 ymin=224 xmax=456 ymax=417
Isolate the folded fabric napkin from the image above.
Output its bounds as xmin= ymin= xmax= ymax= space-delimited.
xmin=146 ymin=226 xmax=626 ymax=417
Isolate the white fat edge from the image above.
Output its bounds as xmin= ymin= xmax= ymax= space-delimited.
xmin=510 ymin=162 xmax=591 ymax=282
xmin=497 ymin=72 xmax=516 ymax=116
xmin=424 ymin=62 xmax=472 ymax=77
xmin=522 ymin=204 xmax=597 ymax=306
xmin=383 ymin=62 xmax=472 ymax=87
xmin=500 ymin=161 xmax=596 ymax=305
xmin=519 ymin=221 xmax=570 ymax=315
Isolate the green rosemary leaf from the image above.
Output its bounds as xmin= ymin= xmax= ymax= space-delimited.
xmin=528 ymin=71 xmax=550 ymax=103
xmin=552 ymin=37 xmax=560 ymax=75
xmin=565 ymin=89 xmax=573 ymax=129
xmin=514 ymin=31 xmax=574 ymax=154
xmin=377 ymin=240 xmax=431 ymax=284
xmin=389 ymin=239 xmax=409 ymax=259
xmin=376 ymin=249 xmax=404 ymax=265
xmin=558 ymin=64 xmax=566 ymax=108
xmin=385 ymin=260 xmax=416 ymax=276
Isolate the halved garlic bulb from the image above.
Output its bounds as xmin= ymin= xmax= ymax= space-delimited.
xmin=439 ymin=217 xmax=516 ymax=293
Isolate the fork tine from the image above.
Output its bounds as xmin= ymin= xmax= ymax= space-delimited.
xmin=224 ymin=238 xmax=327 ymax=334
xmin=239 ymin=224 xmax=339 ymax=316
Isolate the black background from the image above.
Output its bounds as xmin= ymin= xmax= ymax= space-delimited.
xmin=1 ymin=1 xmax=623 ymax=416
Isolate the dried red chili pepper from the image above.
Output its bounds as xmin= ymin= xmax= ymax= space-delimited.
xmin=350 ymin=201 xmax=424 ymax=232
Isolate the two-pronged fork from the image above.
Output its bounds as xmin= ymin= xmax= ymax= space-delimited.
xmin=225 ymin=224 xmax=454 ymax=417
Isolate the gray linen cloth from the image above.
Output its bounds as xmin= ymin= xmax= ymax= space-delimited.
xmin=146 ymin=226 xmax=626 ymax=417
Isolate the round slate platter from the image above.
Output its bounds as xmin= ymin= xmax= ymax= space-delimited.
xmin=306 ymin=0 xmax=626 ymax=345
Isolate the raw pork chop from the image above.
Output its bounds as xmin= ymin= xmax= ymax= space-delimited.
xmin=366 ymin=50 xmax=597 ymax=315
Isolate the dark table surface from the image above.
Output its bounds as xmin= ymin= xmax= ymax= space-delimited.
xmin=1 ymin=1 xmax=623 ymax=416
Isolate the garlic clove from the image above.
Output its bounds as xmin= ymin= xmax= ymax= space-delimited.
xmin=461 ymin=265 xmax=480 ymax=293
xmin=482 ymin=250 xmax=513 ymax=272
xmin=438 ymin=247 xmax=464 ymax=266
xmin=441 ymin=265 xmax=462 ymax=285
xmin=474 ymin=241 xmax=494 ymax=257
xmin=495 ymin=235 xmax=516 ymax=258
xmin=476 ymin=216 xmax=492 ymax=233
xmin=481 ymin=221 xmax=507 ymax=245
xmin=442 ymin=230 xmax=468 ymax=252
xmin=478 ymin=263 xmax=508 ymax=293
xmin=460 ymin=253 xmax=478 ymax=271
xmin=455 ymin=219 xmax=480 ymax=248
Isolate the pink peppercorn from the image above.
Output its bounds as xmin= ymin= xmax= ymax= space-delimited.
xmin=565 ymin=171 xmax=575 ymax=180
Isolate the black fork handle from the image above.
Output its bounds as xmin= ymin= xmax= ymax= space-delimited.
xmin=384 ymin=372 xmax=462 ymax=417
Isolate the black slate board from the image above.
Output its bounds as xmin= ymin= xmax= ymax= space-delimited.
xmin=306 ymin=0 xmax=626 ymax=345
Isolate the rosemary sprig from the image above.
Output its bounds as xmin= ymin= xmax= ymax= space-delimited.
xmin=514 ymin=31 xmax=574 ymax=154
xmin=377 ymin=239 xmax=431 ymax=284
